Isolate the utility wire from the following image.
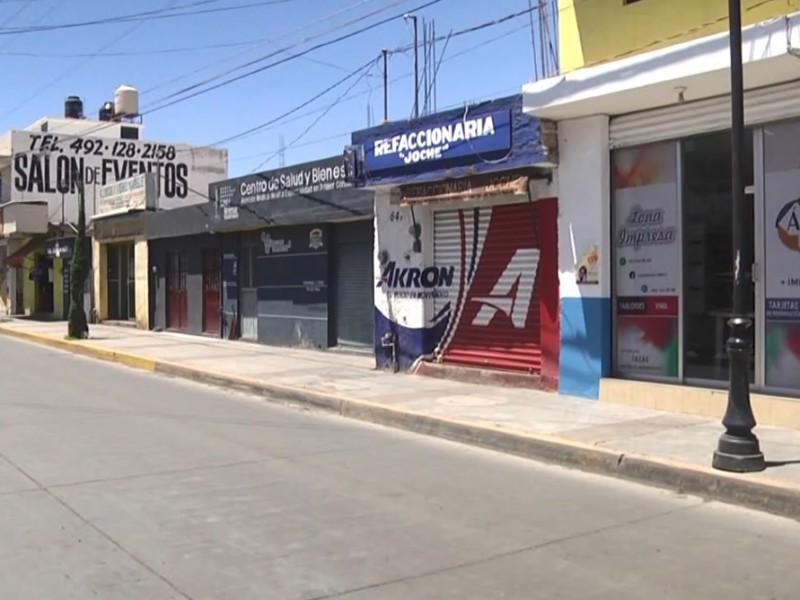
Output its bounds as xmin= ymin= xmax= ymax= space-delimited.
xmin=0 ymin=0 xmax=297 ymax=35
xmin=249 ymin=60 xmax=378 ymax=172
xmin=141 ymin=0 xmax=445 ymax=113
xmin=212 ymin=58 xmax=378 ymax=147
xmin=139 ymin=0 xmax=396 ymax=95
xmin=1 ymin=0 xmax=187 ymax=123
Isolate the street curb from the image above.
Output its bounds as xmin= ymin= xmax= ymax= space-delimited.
xmin=3 ymin=325 xmax=800 ymax=521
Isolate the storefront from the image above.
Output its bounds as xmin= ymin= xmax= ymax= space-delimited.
xmin=0 ymin=201 xmax=49 ymax=317
xmin=91 ymin=174 xmax=156 ymax=328
xmin=522 ymin=10 xmax=800 ymax=423
xmin=44 ymin=236 xmax=92 ymax=321
xmin=147 ymin=155 xmax=375 ymax=348
xmin=346 ymin=94 xmax=559 ymax=385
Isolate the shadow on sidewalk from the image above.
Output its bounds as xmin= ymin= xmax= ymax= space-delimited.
xmin=766 ymin=460 xmax=800 ymax=469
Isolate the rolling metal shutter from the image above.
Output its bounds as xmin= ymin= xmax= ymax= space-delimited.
xmin=334 ymin=220 xmax=374 ymax=348
xmin=610 ymin=80 xmax=800 ymax=149
xmin=433 ymin=202 xmax=543 ymax=373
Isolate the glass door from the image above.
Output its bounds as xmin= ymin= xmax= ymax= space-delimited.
xmin=681 ymin=130 xmax=755 ymax=384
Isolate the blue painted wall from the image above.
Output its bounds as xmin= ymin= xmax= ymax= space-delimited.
xmin=559 ymin=297 xmax=612 ymax=398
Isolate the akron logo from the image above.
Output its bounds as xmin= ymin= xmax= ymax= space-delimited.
xmin=777 ymin=198 xmax=800 ymax=253
xmin=471 ymin=248 xmax=540 ymax=329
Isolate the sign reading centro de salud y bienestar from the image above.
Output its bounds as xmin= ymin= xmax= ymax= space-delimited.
xmin=364 ymin=109 xmax=512 ymax=173
xmin=209 ymin=155 xmax=350 ymax=207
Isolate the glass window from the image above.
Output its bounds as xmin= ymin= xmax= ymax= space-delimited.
xmin=764 ymin=121 xmax=800 ymax=391
xmin=682 ymin=131 xmax=754 ymax=382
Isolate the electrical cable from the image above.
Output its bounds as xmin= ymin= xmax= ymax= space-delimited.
xmin=249 ymin=59 xmax=379 ymax=172
xmin=0 ymin=0 xmax=297 ymax=35
xmin=138 ymin=0 xmax=394 ymax=95
xmin=140 ymin=0 xmax=445 ymax=114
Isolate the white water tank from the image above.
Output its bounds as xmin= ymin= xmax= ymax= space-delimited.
xmin=114 ymin=84 xmax=139 ymax=117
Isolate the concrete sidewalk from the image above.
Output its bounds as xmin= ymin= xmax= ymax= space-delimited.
xmin=3 ymin=318 xmax=800 ymax=519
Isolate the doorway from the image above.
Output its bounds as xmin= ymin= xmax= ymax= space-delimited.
xmin=107 ymin=243 xmax=135 ymax=321
xmin=34 ymin=254 xmax=54 ymax=314
xmin=166 ymin=251 xmax=188 ymax=330
xmin=202 ymin=249 xmax=221 ymax=335
xmin=682 ymin=130 xmax=755 ymax=382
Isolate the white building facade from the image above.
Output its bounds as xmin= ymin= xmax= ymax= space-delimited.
xmin=523 ymin=11 xmax=800 ymax=424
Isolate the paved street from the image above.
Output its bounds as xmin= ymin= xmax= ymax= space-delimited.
xmin=0 ymin=336 xmax=798 ymax=599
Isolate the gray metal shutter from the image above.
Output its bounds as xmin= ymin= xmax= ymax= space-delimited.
xmin=610 ymin=80 xmax=800 ymax=149
xmin=334 ymin=220 xmax=374 ymax=347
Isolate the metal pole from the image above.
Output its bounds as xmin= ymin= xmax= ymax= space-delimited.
xmin=405 ymin=13 xmax=419 ymax=119
xmin=382 ymin=48 xmax=389 ymax=123
xmin=414 ymin=15 xmax=419 ymax=118
xmin=712 ymin=0 xmax=765 ymax=473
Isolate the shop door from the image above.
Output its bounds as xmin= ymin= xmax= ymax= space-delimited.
xmin=202 ymin=249 xmax=221 ymax=335
xmin=107 ymin=243 xmax=135 ymax=321
xmin=166 ymin=252 xmax=188 ymax=330
xmin=334 ymin=221 xmax=374 ymax=347
xmin=433 ymin=202 xmax=548 ymax=373
xmin=239 ymin=242 xmax=258 ymax=341
xmin=682 ymin=131 xmax=755 ymax=383
xmin=35 ymin=255 xmax=54 ymax=314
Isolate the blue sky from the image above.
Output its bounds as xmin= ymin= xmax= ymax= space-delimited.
xmin=0 ymin=0 xmax=556 ymax=177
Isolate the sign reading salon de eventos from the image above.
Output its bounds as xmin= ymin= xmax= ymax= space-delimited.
xmin=349 ymin=94 xmax=556 ymax=186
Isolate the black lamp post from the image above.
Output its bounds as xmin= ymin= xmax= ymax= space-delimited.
xmin=712 ymin=0 xmax=766 ymax=473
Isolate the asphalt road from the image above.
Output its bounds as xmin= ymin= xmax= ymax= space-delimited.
xmin=0 ymin=335 xmax=798 ymax=600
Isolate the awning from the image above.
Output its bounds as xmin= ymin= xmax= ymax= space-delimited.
xmin=4 ymin=237 xmax=47 ymax=268
xmin=522 ymin=11 xmax=800 ymax=120
xmin=400 ymin=171 xmax=531 ymax=205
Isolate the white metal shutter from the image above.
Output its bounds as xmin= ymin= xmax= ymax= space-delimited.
xmin=433 ymin=210 xmax=463 ymax=325
xmin=610 ymin=80 xmax=800 ymax=149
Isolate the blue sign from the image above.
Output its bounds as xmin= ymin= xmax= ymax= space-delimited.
xmin=365 ymin=109 xmax=512 ymax=173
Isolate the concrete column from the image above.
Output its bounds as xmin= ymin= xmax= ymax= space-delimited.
xmin=134 ymin=238 xmax=149 ymax=330
xmin=92 ymin=239 xmax=108 ymax=321
xmin=557 ymin=115 xmax=612 ymax=398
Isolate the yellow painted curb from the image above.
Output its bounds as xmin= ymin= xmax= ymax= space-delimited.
xmin=0 ymin=325 xmax=157 ymax=371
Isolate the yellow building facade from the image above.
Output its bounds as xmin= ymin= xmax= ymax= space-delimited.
xmin=559 ymin=0 xmax=794 ymax=72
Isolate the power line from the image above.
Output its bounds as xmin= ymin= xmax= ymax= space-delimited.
xmin=212 ymin=58 xmax=379 ymax=147
xmin=1 ymin=0 xmax=189 ymax=124
xmin=0 ymin=0 xmax=298 ymax=35
xmin=141 ymin=0 xmax=444 ymax=113
xmin=249 ymin=61 xmax=378 ymax=172
xmin=139 ymin=0 xmax=397 ymax=95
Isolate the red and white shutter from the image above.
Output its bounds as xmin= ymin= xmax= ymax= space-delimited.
xmin=434 ymin=202 xmax=548 ymax=373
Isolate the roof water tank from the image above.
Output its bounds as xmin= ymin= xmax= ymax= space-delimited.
xmin=64 ymin=95 xmax=84 ymax=119
xmin=99 ymin=101 xmax=115 ymax=121
xmin=114 ymin=84 xmax=139 ymax=116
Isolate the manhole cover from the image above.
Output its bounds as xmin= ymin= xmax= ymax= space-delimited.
xmin=437 ymin=395 xmax=505 ymax=407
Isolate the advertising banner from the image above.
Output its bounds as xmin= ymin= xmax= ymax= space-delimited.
xmin=96 ymin=173 xmax=157 ymax=218
xmin=764 ymin=121 xmax=800 ymax=389
xmin=613 ymin=142 xmax=680 ymax=378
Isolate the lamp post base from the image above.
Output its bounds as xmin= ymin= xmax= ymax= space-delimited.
xmin=712 ymin=432 xmax=766 ymax=473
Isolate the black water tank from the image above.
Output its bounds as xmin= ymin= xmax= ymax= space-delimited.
xmin=99 ymin=101 xmax=114 ymax=121
xmin=65 ymin=95 xmax=84 ymax=119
